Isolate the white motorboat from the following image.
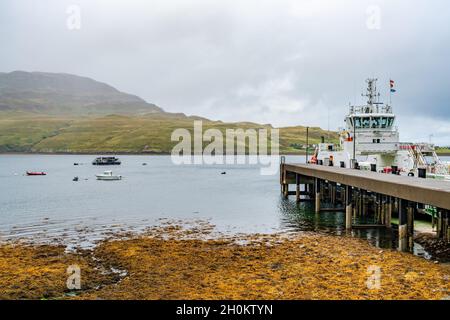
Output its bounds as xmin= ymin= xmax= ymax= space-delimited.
xmin=95 ymin=170 xmax=122 ymax=181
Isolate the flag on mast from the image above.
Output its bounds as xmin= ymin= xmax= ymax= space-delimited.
xmin=390 ymin=79 xmax=396 ymax=93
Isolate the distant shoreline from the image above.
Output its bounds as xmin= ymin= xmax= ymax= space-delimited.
xmin=1 ymin=151 xmax=449 ymax=156
xmin=0 ymin=151 xmax=310 ymax=156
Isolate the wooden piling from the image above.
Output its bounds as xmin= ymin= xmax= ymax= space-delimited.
xmin=296 ymin=174 xmax=300 ymax=203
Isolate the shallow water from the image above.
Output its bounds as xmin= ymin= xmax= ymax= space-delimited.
xmin=0 ymin=154 xmax=446 ymax=253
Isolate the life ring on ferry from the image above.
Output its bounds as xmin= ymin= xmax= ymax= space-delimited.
xmin=341 ymin=130 xmax=353 ymax=142
xmin=310 ymin=155 xmax=318 ymax=164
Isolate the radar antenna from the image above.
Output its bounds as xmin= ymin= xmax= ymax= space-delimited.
xmin=361 ymin=78 xmax=381 ymax=107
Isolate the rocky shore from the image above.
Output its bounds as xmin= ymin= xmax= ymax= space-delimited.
xmin=0 ymin=225 xmax=449 ymax=300
xmin=415 ymin=232 xmax=450 ymax=263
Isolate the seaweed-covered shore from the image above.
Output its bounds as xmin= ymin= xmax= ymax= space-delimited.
xmin=0 ymin=225 xmax=449 ymax=300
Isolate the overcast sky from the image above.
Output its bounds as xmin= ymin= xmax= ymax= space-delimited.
xmin=1 ymin=0 xmax=449 ymax=145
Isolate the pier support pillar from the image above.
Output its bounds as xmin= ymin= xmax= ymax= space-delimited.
xmin=445 ymin=211 xmax=450 ymax=243
xmin=315 ymin=178 xmax=321 ymax=214
xmin=407 ymin=203 xmax=415 ymax=252
xmin=385 ymin=196 xmax=392 ymax=228
xmin=437 ymin=209 xmax=442 ymax=238
xmin=398 ymin=199 xmax=408 ymax=252
xmin=345 ymin=185 xmax=352 ymax=230
xmin=445 ymin=210 xmax=450 ymax=243
xmin=438 ymin=209 xmax=449 ymax=242
xmin=331 ymin=182 xmax=336 ymax=206
xmin=296 ymin=174 xmax=300 ymax=203
xmin=280 ymin=162 xmax=284 ymax=193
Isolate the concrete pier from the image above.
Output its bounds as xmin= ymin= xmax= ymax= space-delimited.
xmin=280 ymin=163 xmax=450 ymax=251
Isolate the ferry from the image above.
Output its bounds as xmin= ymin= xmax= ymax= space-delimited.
xmin=312 ymin=78 xmax=450 ymax=180
xmin=92 ymin=156 xmax=121 ymax=165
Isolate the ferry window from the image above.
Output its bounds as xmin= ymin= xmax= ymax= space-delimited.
xmin=371 ymin=117 xmax=380 ymax=128
xmin=362 ymin=117 xmax=370 ymax=128
xmin=388 ymin=117 xmax=394 ymax=127
xmin=380 ymin=117 xmax=388 ymax=128
xmin=354 ymin=117 xmax=361 ymax=128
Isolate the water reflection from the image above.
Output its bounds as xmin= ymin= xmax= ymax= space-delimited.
xmin=279 ymin=196 xmax=401 ymax=250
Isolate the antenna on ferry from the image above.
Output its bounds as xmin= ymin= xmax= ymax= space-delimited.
xmin=327 ymin=105 xmax=331 ymax=142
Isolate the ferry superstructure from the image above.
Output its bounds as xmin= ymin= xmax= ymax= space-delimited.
xmin=312 ymin=78 xmax=450 ymax=180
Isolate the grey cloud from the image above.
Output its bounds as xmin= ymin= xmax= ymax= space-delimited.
xmin=0 ymin=0 xmax=449 ymax=144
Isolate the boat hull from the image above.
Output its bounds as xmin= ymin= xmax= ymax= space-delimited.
xmin=26 ymin=172 xmax=46 ymax=176
xmin=95 ymin=175 xmax=122 ymax=181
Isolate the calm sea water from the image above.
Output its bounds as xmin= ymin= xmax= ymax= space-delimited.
xmin=0 ymin=155 xmax=447 ymax=251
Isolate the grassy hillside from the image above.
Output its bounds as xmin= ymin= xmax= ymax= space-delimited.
xmin=0 ymin=71 xmax=162 ymax=115
xmin=0 ymin=71 xmax=338 ymax=154
xmin=0 ymin=112 xmax=337 ymax=154
xmin=435 ymin=147 xmax=450 ymax=155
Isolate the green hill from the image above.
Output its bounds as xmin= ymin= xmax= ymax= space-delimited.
xmin=0 ymin=71 xmax=337 ymax=154
xmin=0 ymin=111 xmax=336 ymax=154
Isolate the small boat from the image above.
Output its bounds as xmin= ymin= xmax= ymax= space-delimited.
xmin=95 ymin=171 xmax=122 ymax=181
xmin=92 ymin=157 xmax=121 ymax=165
xmin=26 ymin=171 xmax=46 ymax=176
xmin=73 ymin=176 xmax=79 ymax=181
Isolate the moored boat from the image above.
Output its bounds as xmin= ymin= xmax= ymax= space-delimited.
xmin=26 ymin=171 xmax=46 ymax=176
xmin=92 ymin=157 xmax=121 ymax=165
xmin=95 ymin=171 xmax=122 ymax=181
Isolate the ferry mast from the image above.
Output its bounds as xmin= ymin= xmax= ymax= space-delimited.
xmin=361 ymin=78 xmax=382 ymax=112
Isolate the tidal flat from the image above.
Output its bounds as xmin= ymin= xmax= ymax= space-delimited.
xmin=1 ymin=223 xmax=449 ymax=300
